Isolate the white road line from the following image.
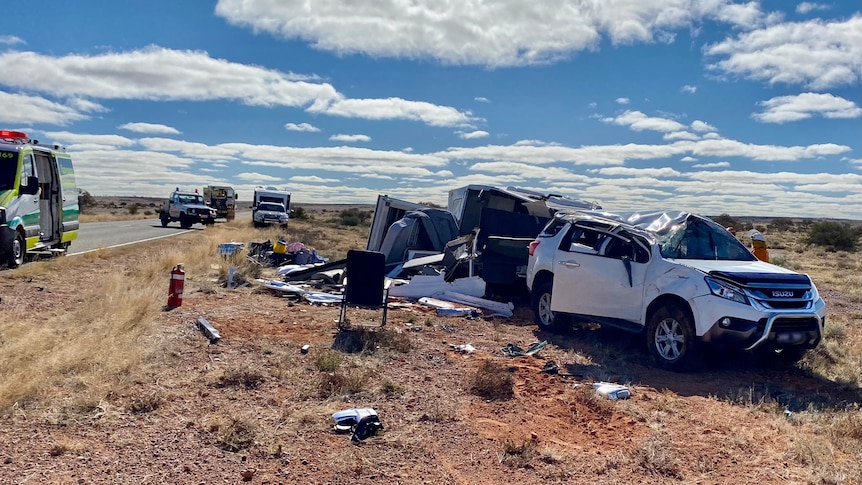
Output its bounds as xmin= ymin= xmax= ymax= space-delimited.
xmin=68 ymin=231 xmax=191 ymax=256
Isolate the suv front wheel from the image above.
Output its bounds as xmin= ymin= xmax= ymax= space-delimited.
xmin=531 ymin=281 xmax=569 ymax=333
xmin=647 ymin=304 xmax=696 ymax=371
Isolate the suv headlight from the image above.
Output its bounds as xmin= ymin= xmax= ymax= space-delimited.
xmin=705 ymin=276 xmax=749 ymax=305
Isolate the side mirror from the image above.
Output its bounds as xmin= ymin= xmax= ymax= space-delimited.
xmin=20 ymin=175 xmax=39 ymax=195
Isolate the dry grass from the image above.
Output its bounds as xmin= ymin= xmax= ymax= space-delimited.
xmin=207 ymin=415 xmax=257 ymax=451
xmin=470 ymin=360 xmax=515 ymax=400
xmin=0 ymin=211 xmax=366 ymax=418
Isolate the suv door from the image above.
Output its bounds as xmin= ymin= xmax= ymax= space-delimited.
xmin=552 ymin=225 xmax=650 ymax=322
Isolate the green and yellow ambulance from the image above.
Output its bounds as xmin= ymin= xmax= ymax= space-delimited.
xmin=0 ymin=130 xmax=79 ymax=268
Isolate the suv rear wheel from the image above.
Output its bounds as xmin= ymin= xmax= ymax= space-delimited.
xmin=647 ymin=304 xmax=696 ymax=371
xmin=531 ymin=281 xmax=569 ymax=333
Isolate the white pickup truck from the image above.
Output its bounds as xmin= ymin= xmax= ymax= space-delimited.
xmin=526 ymin=210 xmax=826 ymax=370
xmin=159 ymin=190 xmax=216 ymax=228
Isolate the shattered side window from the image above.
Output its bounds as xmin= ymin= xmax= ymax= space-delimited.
xmin=539 ymin=218 xmax=568 ymax=237
xmin=659 ymin=218 xmax=756 ymax=261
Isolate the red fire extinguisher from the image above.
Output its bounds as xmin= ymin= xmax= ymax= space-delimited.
xmin=167 ymin=263 xmax=185 ymax=308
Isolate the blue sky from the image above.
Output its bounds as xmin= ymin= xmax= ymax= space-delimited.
xmin=1 ymin=0 xmax=860 ymax=219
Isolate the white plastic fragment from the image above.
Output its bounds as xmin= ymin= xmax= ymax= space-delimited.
xmin=593 ymin=382 xmax=631 ymax=400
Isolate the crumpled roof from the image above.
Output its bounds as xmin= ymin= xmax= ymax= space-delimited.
xmin=578 ymin=210 xmax=692 ymax=234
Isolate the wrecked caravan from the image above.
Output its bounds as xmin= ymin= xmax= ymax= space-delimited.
xmin=367 ymin=186 xmax=600 ymax=296
xmin=448 ymin=185 xmax=600 ymax=236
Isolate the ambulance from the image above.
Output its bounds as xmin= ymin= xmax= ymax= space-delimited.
xmin=0 ymin=130 xmax=79 ymax=268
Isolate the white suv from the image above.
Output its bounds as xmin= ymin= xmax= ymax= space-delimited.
xmin=525 ymin=210 xmax=826 ymax=370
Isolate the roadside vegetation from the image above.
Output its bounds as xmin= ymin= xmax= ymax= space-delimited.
xmin=0 ymin=211 xmax=860 ymax=482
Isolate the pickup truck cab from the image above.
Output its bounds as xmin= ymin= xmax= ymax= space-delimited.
xmin=526 ymin=210 xmax=826 ymax=370
xmin=159 ymin=190 xmax=216 ymax=228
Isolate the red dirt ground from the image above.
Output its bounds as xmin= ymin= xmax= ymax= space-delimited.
xmin=0 ymin=233 xmax=860 ymax=484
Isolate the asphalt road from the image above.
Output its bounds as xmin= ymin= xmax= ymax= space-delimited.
xmin=68 ymin=211 xmax=250 ymax=255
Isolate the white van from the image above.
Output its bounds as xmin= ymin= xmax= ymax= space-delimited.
xmin=252 ymin=186 xmax=291 ymax=227
xmin=0 ymin=130 xmax=78 ymax=267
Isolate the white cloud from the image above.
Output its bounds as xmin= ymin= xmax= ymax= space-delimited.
xmin=290 ymin=175 xmax=339 ymax=183
xmin=680 ymin=156 xmax=697 ymax=162
xmin=705 ymin=15 xmax=862 ymax=90
xmin=680 ymin=85 xmax=697 ymax=94
xmin=311 ymin=97 xmax=476 ymax=128
xmin=615 ymin=97 xmax=630 ymax=105
xmin=664 ymin=131 xmax=699 ymax=141
xmin=457 ymin=130 xmax=489 ymax=139
xmin=43 ymin=131 xmax=136 ymax=147
xmin=137 ymin=137 xmax=238 ymax=161
xmin=236 ymin=172 xmax=282 ymax=182
xmin=329 ymin=134 xmax=371 ymax=143
xmin=588 ymin=102 xmax=597 ymax=109
xmin=0 ymin=91 xmax=89 ymax=125
xmin=118 ymin=122 xmax=182 ymax=135
xmin=692 ymin=161 xmax=731 ymax=168
xmin=604 ymin=110 xmax=686 ymax=132
xmin=796 ymin=2 xmax=829 ymax=14
xmin=753 ymin=93 xmax=862 ymax=123
xmin=0 ymin=35 xmax=24 ymax=45
xmin=690 ymin=120 xmax=717 ymax=132
xmin=514 ymin=139 xmax=561 ymax=147
xmin=215 ymin=0 xmax=768 ymax=67
xmin=474 ymin=97 xmax=490 ymax=103
xmin=0 ymin=47 xmax=472 ymax=127
xmin=284 ymin=122 xmax=320 ymax=132
xmin=594 ymin=167 xmax=681 ymax=177
xmin=67 ymin=98 xmax=109 ymax=113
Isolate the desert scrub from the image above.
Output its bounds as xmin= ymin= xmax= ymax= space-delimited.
xmin=470 ymin=360 xmax=514 ymax=400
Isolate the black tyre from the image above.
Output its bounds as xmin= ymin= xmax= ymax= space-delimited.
xmin=160 ymin=212 xmax=169 ymax=227
xmin=531 ymin=281 xmax=569 ymax=333
xmin=647 ymin=304 xmax=696 ymax=371
xmin=179 ymin=214 xmax=192 ymax=229
xmin=7 ymin=231 xmax=25 ymax=268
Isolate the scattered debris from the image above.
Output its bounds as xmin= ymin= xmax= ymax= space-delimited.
xmin=541 ymin=360 xmax=559 ymax=374
xmin=501 ymin=340 xmax=548 ymax=357
xmin=436 ymin=308 xmax=482 ymax=318
xmin=593 ymin=382 xmax=631 ymax=400
xmin=256 ymin=279 xmax=306 ymax=296
xmin=302 ymin=292 xmax=344 ymax=305
xmin=450 ymin=343 xmax=477 ymax=354
xmin=434 ymin=291 xmax=514 ymax=318
xmin=196 ymin=317 xmax=222 ymax=344
xmin=332 ymin=408 xmax=384 ymax=441
xmin=540 ymin=360 xmax=581 ymax=377
xmin=217 ymin=242 xmax=244 ymax=258
xmin=389 ymin=274 xmax=486 ymax=299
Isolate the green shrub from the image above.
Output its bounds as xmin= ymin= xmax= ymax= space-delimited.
xmin=337 ymin=208 xmax=371 ymax=227
xmin=77 ymin=189 xmax=97 ymax=214
xmin=806 ymin=221 xmax=861 ymax=252
xmin=711 ymin=214 xmax=739 ymax=230
xmin=291 ymin=206 xmax=309 ymax=220
xmin=769 ymin=217 xmax=795 ymax=232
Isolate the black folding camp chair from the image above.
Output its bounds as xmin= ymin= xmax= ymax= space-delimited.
xmin=337 ymin=250 xmax=389 ymax=330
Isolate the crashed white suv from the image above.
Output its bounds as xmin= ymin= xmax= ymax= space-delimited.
xmin=526 ymin=210 xmax=826 ymax=370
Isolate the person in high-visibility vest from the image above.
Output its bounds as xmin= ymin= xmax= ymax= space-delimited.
xmin=749 ymin=230 xmax=769 ymax=262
